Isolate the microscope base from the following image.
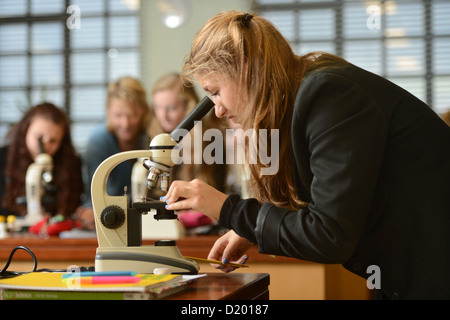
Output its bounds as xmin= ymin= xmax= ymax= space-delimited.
xmin=95 ymin=245 xmax=199 ymax=275
xmin=22 ymin=213 xmax=45 ymax=227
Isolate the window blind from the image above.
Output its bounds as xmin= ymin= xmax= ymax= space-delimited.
xmin=0 ymin=0 xmax=141 ymax=154
xmin=254 ymin=0 xmax=450 ymax=115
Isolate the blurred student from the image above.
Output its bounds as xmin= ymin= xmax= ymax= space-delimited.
xmin=83 ymin=76 xmax=150 ymax=208
xmin=0 ymin=103 xmax=84 ymax=233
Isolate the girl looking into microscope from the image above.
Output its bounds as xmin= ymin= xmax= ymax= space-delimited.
xmin=0 ymin=102 xmax=84 ymax=233
xmin=162 ymin=11 xmax=450 ymax=299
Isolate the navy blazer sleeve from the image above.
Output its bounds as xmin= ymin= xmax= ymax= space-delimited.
xmin=219 ymin=70 xmax=389 ymax=264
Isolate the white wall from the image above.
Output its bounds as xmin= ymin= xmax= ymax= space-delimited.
xmin=139 ymin=0 xmax=252 ymax=99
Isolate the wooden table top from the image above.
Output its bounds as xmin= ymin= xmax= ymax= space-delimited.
xmin=0 ymin=234 xmax=305 ymax=264
xmin=170 ymin=273 xmax=270 ymax=300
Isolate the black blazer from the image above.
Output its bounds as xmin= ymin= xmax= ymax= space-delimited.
xmin=219 ymin=63 xmax=450 ymax=299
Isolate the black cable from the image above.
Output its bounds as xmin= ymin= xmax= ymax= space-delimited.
xmin=0 ymin=246 xmax=95 ymax=279
xmin=0 ymin=246 xmax=38 ymax=279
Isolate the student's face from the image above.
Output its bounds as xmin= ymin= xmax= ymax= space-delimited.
xmin=198 ymin=75 xmax=242 ymax=127
xmin=152 ymin=88 xmax=186 ymax=133
xmin=26 ymin=117 xmax=65 ymax=159
xmin=107 ymin=98 xmax=145 ymax=144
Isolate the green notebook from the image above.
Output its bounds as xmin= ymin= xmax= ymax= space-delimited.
xmin=0 ymin=272 xmax=190 ymax=300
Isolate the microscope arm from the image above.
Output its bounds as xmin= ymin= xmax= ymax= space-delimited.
xmin=92 ymin=150 xmax=152 ymax=248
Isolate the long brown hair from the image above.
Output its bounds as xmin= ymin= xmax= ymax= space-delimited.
xmin=2 ymin=103 xmax=83 ymax=217
xmin=183 ymin=10 xmax=348 ymax=209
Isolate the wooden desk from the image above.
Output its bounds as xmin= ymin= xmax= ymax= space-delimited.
xmin=172 ymin=273 xmax=269 ymax=300
xmin=0 ymin=234 xmax=369 ymax=299
xmin=0 ymin=234 xmax=301 ymax=264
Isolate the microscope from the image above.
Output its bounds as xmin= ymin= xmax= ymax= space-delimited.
xmin=131 ymin=158 xmax=185 ymax=240
xmin=23 ymin=137 xmax=55 ymax=226
xmin=92 ymin=96 xmax=214 ymax=274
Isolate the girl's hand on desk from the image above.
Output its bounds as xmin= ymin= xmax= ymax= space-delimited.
xmin=163 ymin=179 xmax=227 ymax=221
xmin=207 ymin=230 xmax=253 ymax=273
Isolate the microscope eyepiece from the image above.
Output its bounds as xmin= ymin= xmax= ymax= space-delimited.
xmin=169 ymin=96 xmax=214 ymax=142
xmin=143 ymin=96 xmax=214 ymax=192
xmin=38 ymin=136 xmax=45 ymax=154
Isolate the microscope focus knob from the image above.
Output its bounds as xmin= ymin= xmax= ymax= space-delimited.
xmin=100 ymin=205 xmax=125 ymax=229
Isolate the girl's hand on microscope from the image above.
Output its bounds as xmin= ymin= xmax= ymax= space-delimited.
xmin=162 ymin=179 xmax=227 ymax=220
xmin=207 ymin=230 xmax=253 ymax=273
